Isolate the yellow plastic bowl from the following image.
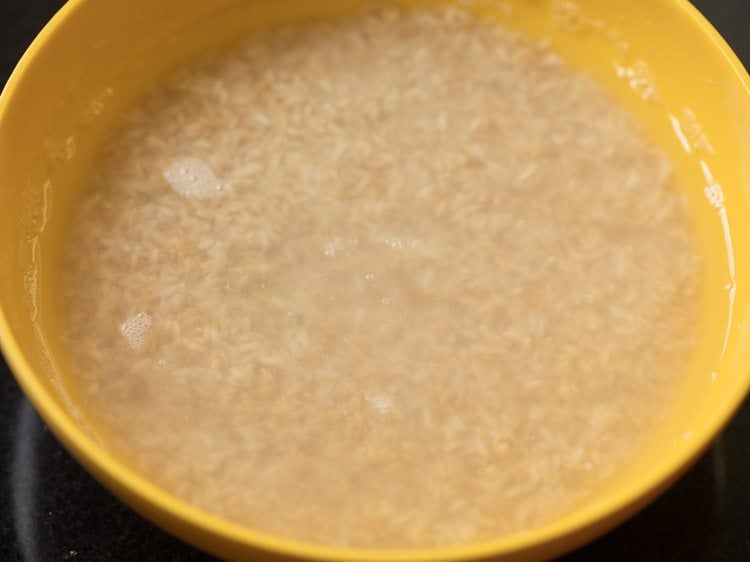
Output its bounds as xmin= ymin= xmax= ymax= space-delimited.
xmin=1 ymin=0 xmax=749 ymax=560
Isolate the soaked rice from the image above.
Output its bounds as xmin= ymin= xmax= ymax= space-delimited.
xmin=59 ymin=6 xmax=701 ymax=549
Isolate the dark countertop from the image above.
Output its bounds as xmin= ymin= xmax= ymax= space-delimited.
xmin=1 ymin=1 xmax=748 ymax=560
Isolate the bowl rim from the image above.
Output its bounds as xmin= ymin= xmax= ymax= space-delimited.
xmin=1 ymin=0 xmax=749 ymax=560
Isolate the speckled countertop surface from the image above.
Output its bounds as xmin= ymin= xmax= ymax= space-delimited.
xmin=1 ymin=1 xmax=748 ymax=560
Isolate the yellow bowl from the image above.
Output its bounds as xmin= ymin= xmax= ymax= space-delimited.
xmin=1 ymin=0 xmax=749 ymax=560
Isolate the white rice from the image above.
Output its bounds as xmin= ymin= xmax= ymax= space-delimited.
xmin=58 ymin=6 xmax=701 ymax=549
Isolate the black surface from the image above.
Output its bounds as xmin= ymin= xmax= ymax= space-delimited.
xmin=1 ymin=1 xmax=748 ymax=561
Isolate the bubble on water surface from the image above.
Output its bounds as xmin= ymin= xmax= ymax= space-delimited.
xmin=323 ymin=236 xmax=359 ymax=257
xmin=163 ymin=157 xmax=223 ymax=199
xmin=119 ymin=312 xmax=152 ymax=350
xmin=365 ymin=393 xmax=393 ymax=415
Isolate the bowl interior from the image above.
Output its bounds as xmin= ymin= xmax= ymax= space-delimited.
xmin=0 ymin=0 xmax=749 ymax=560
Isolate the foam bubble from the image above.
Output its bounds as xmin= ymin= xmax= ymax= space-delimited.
xmin=119 ymin=312 xmax=152 ymax=350
xmin=323 ymin=236 xmax=358 ymax=257
xmin=324 ymin=237 xmax=344 ymax=257
xmin=614 ymin=60 xmax=661 ymax=104
xmin=384 ymin=237 xmax=420 ymax=250
xmin=163 ymin=157 xmax=223 ymax=199
xmin=365 ymin=393 xmax=393 ymax=415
